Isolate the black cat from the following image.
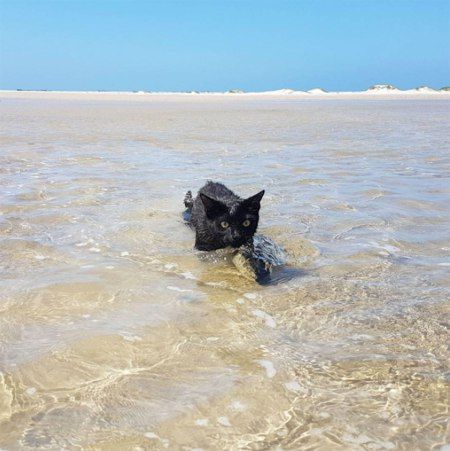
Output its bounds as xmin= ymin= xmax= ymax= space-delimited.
xmin=183 ymin=181 xmax=265 ymax=251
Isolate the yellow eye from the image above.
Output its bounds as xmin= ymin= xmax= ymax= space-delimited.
xmin=220 ymin=221 xmax=229 ymax=228
xmin=242 ymin=219 xmax=251 ymax=227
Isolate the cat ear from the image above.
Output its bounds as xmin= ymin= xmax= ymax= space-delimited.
xmin=243 ymin=190 xmax=265 ymax=212
xmin=200 ymin=193 xmax=227 ymax=218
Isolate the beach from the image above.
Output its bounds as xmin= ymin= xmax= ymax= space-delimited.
xmin=0 ymin=91 xmax=449 ymax=449
xmin=1 ymin=87 xmax=449 ymax=101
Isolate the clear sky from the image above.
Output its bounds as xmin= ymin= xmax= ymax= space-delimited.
xmin=0 ymin=0 xmax=449 ymax=92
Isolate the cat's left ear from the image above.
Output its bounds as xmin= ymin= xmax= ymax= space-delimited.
xmin=200 ymin=193 xmax=227 ymax=218
xmin=243 ymin=190 xmax=265 ymax=212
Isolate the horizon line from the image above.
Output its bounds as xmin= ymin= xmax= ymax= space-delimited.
xmin=1 ymin=83 xmax=450 ymax=95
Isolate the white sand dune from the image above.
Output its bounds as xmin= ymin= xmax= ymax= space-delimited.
xmin=1 ymin=85 xmax=449 ymax=101
xmin=413 ymin=86 xmax=437 ymax=93
xmin=308 ymin=88 xmax=328 ymax=94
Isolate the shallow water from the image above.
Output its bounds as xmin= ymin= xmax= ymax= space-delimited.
xmin=0 ymin=96 xmax=449 ymax=450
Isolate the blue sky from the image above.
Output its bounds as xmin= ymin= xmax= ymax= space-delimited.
xmin=1 ymin=0 xmax=449 ymax=91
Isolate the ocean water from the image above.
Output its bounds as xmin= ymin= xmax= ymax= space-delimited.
xmin=0 ymin=95 xmax=449 ymax=449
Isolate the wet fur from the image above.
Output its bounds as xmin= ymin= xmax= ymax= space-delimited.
xmin=184 ymin=181 xmax=264 ymax=251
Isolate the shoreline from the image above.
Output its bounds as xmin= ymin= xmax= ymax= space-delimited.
xmin=1 ymin=89 xmax=449 ymax=101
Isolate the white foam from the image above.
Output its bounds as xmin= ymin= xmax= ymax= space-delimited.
xmin=217 ymin=416 xmax=231 ymax=427
xmin=284 ymin=380 xmax=302 ymax=392
xmin=121 ymin=334 xmax=142 ymax=342
xmin=229 ymin=400 xmax=247 ymax=411
xmin=144 ymin=432 xmax=159 ymax=439
xmin=258 ymin=359 xmax=276 ymax=378
xmin=167 ymin=286 xmax=193 ymax=293
xmin=252 ymin=309 xmax=276 ymax=328
xmin=25 ymin=387 xmax=37 ymax=396
xmin=243 ymin=292 xmax=257 ymax=300
xmin=195 ymin=418 xmax=209 ymax=426
xmin=144 ymin=431 xmax=169 ymax=447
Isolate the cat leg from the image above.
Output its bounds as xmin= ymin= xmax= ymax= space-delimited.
xmin=184 ymin=190 xmax=194 ymax=208
xmin=183 ymin=190 xmax=193 ymax=223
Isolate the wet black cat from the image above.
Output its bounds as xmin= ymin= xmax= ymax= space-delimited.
xmin=183 ymin=181 xmax=265 ymax=251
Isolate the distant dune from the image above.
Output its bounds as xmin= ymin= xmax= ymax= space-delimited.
xmin=1 ymin=84 xmax=449 ymax=101
xmin=308 ymin=88 xmax=328 ymax=94
xmin=366 ymin=84 xmax=399 ymax=92
xmin=413 ymin=86 xmax=437 ymax=93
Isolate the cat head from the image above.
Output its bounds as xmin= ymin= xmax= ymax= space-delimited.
xmin=200 ymin=190 xmax=265 ymax=248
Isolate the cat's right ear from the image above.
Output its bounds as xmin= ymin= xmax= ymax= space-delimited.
xmin=242 ymin=190 xmax=265 ymax=212
xmin=200 ymin=193 xmax=227 ymax=218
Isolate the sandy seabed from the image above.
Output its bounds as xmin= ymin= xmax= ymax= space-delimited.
xmin=0 ymin=92 xmax=449 ymax=449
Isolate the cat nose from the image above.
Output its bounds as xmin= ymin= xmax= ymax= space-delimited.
xmin=231 ymin=230 xmax=240 ymax=239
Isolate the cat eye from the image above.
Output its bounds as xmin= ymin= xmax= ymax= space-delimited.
xmin=220 ymin=221 xmax=229 ymax=228
xmin=242 ymin=219 xmax=251 ymax=227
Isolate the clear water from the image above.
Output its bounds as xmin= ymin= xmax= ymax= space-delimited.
xmin=0 ymin=96 xmax=449 ymax=449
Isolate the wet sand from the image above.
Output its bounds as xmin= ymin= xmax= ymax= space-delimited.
xmin=0 ymin=92 xmax=449 ymax=449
